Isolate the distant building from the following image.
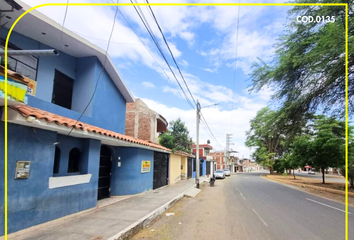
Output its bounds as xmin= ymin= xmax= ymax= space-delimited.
xmin=209 ymin=151 xmax=226 ymax=170
xmin=125 ymin=98 xmax=168 ymax=144
xmin=191 ymin=144 xmax=214 ymax=177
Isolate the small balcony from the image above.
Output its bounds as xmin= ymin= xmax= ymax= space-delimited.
xmin=0 ymin=66 xmax=32 ymax=106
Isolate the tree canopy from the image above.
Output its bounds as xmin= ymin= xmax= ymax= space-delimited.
xmin=249 ymin=0 xmax=353 ymax=118
xmin=159 ymin=118 xmax=193 ymax=153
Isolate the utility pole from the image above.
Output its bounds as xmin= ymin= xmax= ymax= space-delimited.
xmin=225 ymin=133 xmax=232 ymax=170
xmin=195 ymin=101 xmax=218 ymax=188
xmin=195 ymin=100 xmax=201 ymax=188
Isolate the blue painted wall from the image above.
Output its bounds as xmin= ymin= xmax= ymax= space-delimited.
xmin=1 ymin=28 xmax=127 ymax=134
xmin=0 ymin=121 xmax=5 ymax=236
xmin=91 ymin=59 xmax=127 ymax=133
xmin=110 ymin=147 xmax=154 ymax=195
xmin=5 ymin=124 xmax=101 ymax=234
xmin=1 ymin=29 xmax=77 ymax=102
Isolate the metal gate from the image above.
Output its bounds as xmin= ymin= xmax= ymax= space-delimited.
xmin=206 ymin=161 xmax=211 ymax=175
xmin=187 ymin=157 xmax=193 ymax=179
xmin=153 ymin=152 xmax=169 ymax=190
xmin=98 ymin=145 xmax=112 ymax=200
xmin=200 ymin=160 xmax=203 ymax=176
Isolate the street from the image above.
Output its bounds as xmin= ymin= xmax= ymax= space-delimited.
xmin=133 ymin=172 xmax=353 ymax=240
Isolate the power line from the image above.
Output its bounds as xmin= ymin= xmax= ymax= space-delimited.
xmin=200 ymin=112 xmax=223 ymax=149
xmin=129 ymin=0 xmax=195 ymax=110
xmin=60 ymin=0 xmax=69 ymax=51
xmin=128 ymin=1 xmax=222 ymax=149
xmin=109 ymin=0 xmax=187 ymax=106
xmin=109 ymin=0 xmax=171 ymax=82
xmin=67 ymin=3 xmax=119 ymax=136
xmin=145 ymin=0 xmax=197 ymax=106
xmin=231 ymin=3 xmax=241 ymax=132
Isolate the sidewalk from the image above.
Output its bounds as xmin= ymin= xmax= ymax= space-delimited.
xmin=6 ymin=177 xmax=208 ymax=240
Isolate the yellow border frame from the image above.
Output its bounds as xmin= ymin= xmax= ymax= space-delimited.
xmin=3 ymin=2 xmax=349 ymax=240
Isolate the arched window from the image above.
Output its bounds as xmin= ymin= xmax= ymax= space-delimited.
xmin=68 ymin=148 xmax=81 ymax=173
xmin=53 ymin=146 xmax=61 ymax=174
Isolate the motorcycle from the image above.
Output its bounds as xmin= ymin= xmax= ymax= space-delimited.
xmin=209 ymin=174 xmax=216 ymax=187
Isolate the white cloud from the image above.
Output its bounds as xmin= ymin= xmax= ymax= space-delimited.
xmin=141 ymin=97 xmax=265 ymax=158
xmin=179 ymin=59 xmax=189 ymax=67
xmin=167 ymin=41 xmax=182 ymax=58
xmin=201 ymin=67 xmax=217 ymax=73
xmin=142 ymin=81 xmax=156 ymax=89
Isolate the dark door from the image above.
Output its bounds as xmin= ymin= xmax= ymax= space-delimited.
xmin=153 ymin=152 xmax=169 ymax=190
xmin=206 ymin=161 xmax=211 ymax=175
xmin=200 ymin=160 xmax=203 ymax=176
xmin=98 ymin=145 xmax=112 ymax=200
xmin=187 ymin=158 xmax=193 ymax=179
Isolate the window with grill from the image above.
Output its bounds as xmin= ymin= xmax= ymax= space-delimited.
xmin=52 ymin=70 xmax=74 ymax=109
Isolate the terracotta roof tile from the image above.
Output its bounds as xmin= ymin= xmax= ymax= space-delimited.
xmin=10 ymin=105 xmax=171 ymax=152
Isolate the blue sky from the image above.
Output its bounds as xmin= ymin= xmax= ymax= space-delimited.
xmin=22 ymin=0 xmax=292 ymax=158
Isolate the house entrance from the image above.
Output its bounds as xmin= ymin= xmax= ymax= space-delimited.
xmin=98 ymin=145 xmax=112 ymax=200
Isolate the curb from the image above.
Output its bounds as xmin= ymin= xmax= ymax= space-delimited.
xmin=107 ymin=180 xmax=207 ymax=240
xmin=264 ymin=175 xmax=354 ymax=197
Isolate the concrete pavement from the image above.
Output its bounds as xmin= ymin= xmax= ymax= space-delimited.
xmin=5 ymin=177 xmax=208 ymax=240
xmin=229 ymin=172 xmax=353 ymax=239
xmin=132 ymin=172 xmax=353 ymax=240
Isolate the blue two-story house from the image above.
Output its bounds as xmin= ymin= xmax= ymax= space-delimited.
xmin=0 ymin=0 xmax=171 ymax=235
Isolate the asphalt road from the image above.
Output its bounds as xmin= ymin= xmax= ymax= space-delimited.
xmin=133 ymin=172 xmax=353 ymax=240
xmin=295 ymin=172 xmax=346 ymax=183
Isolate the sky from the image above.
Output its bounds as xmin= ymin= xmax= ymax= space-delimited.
xmin=21 ymin=0 xmax=292 ymax=158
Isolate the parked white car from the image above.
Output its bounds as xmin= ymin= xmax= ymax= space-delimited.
xmin=308 ymin=170 xmax=316 ymax=175
xmin=214 ymin=170 xmax=226 ymax=179
xmin=223 ymin=169 xmax=231 ymax=176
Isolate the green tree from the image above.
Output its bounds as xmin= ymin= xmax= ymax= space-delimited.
xmin=245 ymin=107 xmax=283 ymax=174
xmin=245 ymin=107 xmax=309 ymax=174
xmin=159 ymin=118 xmax=192 ymax=153
xmin=292 ymin=116 xmax=346 ymax=184
xmin=339 ymin=126 xmax=354 ymax=188
xmin=249 ymin=0 xmax=353 ymax=119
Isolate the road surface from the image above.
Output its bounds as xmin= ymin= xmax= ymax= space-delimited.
xmin=133 ymin=172 xmax=353 ymax=240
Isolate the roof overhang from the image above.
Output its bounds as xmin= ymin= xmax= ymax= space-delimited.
xmin=4 ymin=107 xmax=169 ymax=153
xmin=0 ymin=0 xmax=134 ymax=102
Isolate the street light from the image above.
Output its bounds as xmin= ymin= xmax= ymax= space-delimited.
xmin=195 ymin=101 xmax=219 ymax=188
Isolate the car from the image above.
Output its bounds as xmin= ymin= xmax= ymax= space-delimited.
xmin=223 ymin=169 xmax=231 ymax=176
xmin=214 ymin=170 xmax=226 ymax=179
xmin=308 ymin=170 xmax=316 ymax=175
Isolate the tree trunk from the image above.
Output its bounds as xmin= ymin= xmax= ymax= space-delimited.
xmin=293 ymin=169 xmax=296 ymax=179
xmin=322 ymin=167 xmax=325 ymax=184
xmin=269 ymin=166 xmax=274 ymax=175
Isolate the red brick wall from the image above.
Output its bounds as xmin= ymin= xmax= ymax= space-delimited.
xmin=125 ymin=112 xmax=135 ymax=137
xmin=138 ymin=115 xmax=151 ymax=141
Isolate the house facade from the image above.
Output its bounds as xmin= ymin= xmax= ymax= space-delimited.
xmin=191 ymin=144 xmax=214 ymax=177
xmin=0 ymin=1 xmax=171 ymax=235
xmin=125 ymin=98 xmax=168 ymax=143
xmin=209 ymin=151 xmax=226 ymax=170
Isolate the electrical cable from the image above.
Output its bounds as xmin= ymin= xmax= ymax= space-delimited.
xmin=145 ymin=0 xmax=197 ymax=106
xmin=200 ymin=112 xmax=223 ymax=149
xmin=67 ymin=3 xmax=119 ymax=136
xmin=108 ymin=0 xmax=173 ymax=88
xmin=60 ymin=0 xmax=69 ymax=51
xmin=129 ymin=0 xmax=195 ymax=110
xmin=32 ymin=129 xmax=60 ymax=146
xmin=131 ymin=0 xmax=223 ymax=149
xmin=230 ymin=3 xmax=241 ymax=133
